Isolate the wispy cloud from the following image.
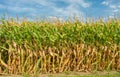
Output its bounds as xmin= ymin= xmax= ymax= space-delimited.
xmin=51 ymin=0 xmax=91 ymax=17
xmin=0 ymin=4 xmax=4 ymax=9
xmin=102 ymin=1 xmax=110 ymax=6
xmin=32 ymin=0 xmax=91 ymax=17
xmin=52 ymin=4 xmax=84 ymax=17
xmin=1 ymin=0 xmax=119 ymax=19
xmin=10 ymin=6 xmax=36 ymax=13
xmin=0 ymin=0 xmax=91 ymax=18
xmin=101 ymin=0 xmax=120 ymax=12
xmin=62 ymin=0 xmax=91 ymax=8
xmin=101 ymin=0 xmax=120 ymax=18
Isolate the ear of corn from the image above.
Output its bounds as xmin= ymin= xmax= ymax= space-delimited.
xmin=0 ymin=17 xmax=120 ymax=75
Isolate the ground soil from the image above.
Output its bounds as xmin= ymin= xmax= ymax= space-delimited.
xmin=0 ymin=71 xmax=120 ymax=77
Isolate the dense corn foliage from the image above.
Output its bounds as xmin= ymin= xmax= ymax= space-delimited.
xmin=0 ymin=18 xmax=120 ymax=75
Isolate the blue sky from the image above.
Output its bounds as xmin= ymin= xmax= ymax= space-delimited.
xmin=0 ymin=0 xmax=120 ymax=20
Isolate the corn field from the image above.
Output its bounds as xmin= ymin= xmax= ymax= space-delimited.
xmin=0 ymin=17 xmax=120 ymax=75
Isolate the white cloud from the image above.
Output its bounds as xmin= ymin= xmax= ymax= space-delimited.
xmin=109 ymin=5 xmax=120 ymax=9
xmin=101 ymin=0 xmax=120 ymax=15
xmin=118 ymin=5 xmax=120 ymax=8
xmin=0 ymin=4 xmax=5 ymax=9
xmin=113 ymin=9 xmax=119 ymax=13
xmin=0 ymin=0 xmax=91 ymax=19
xmin=109 ymin=5 xmax=116 ymax=9
xmin=30 ymin=0 xmax=88 ymax=17
xmin=35 ymin=0 xmax=55 ymax=6
xmin=30 ymin=0 xmax=91 ymax=8
xmin=0 ymin=1 xmax=39 ymax=18
xmin=2 ymin=6 xmax=37 ymax=16
xmin=31 ymin=0 xmax=90 ymax=17
xmin=10 ymin=6 xmax=36 ymax=13
xmin=102 ymin=1 xmax=109 ymax=6
xmin=52 ymin=4 xmax=83 ymax=17
xmin=61 ymin=0 xmax=91 ymax=8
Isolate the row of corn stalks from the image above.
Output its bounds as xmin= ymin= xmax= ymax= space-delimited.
xmin=0 ymin=17 xmax=120 ymax=74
